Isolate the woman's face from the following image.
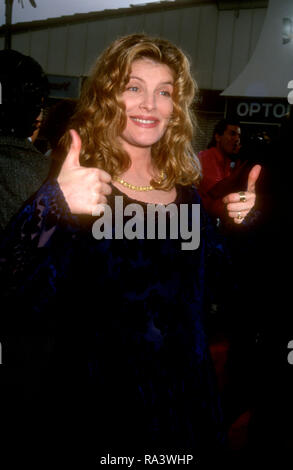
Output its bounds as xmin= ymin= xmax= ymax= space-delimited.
xmin=119 ymin=58 xmax=174 ymax=154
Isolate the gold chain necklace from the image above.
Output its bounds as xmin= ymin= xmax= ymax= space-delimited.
xmin=114 ymin=171 xmax=164 ymax=192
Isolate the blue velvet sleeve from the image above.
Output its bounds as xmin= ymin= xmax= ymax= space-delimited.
xmin=0 ymin=179 xmax=79 ymax=333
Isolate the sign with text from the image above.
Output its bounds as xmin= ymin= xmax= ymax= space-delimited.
xmin=226 ymin=97 xmax=290 ymax=122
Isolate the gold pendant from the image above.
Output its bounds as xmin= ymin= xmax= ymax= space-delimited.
xmin=114 ymin=171 xmax=164 ymax=192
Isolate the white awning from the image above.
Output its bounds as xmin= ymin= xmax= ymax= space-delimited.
xmin=221 ymin=0 xmax=293 ymax=98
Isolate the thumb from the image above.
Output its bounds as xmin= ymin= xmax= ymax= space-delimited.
xmin=247 ymin=164 xmax=261 ymax=193
xmin=61 ymin=129 xmax=82 ymax=170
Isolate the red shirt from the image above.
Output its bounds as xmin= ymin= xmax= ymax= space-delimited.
xmin=198 ymin=147 xmax=232 ymax=219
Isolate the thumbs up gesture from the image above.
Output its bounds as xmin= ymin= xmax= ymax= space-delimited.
xmin=222 ymin=164 xmax=262 ymax=224
xmin=57 ymin=129 xmax=112 ymax=215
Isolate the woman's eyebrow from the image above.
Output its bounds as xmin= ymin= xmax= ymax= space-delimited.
xmin=128 ymin=76 xmax=174 ymax=86
xmin=128 ymin=75 xmax=144 ymax=82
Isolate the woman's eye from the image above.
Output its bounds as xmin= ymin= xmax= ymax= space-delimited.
xmin=160 ymin=90 xmax=171 ymax=97
xmin=127 ymin=86 xmax=139 ymax=92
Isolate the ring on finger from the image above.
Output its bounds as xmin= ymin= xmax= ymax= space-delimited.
xmin=239 ymin=191 xmax=246 ymax=203
xmin=237 ymin=212 xmax=243 ymax=220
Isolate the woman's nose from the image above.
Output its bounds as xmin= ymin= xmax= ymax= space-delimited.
xmin=139 ymin=92 xmax=156 ymax=111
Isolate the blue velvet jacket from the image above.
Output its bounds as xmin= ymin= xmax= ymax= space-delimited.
xmin=0 ymin=180 xmax=228 ymax=465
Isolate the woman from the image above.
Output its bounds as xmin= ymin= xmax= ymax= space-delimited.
xmin=0 ymin=34 xmax=259 ymax=466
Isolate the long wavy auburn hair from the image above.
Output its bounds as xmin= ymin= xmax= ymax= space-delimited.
xmin=63 ymin=33 xmax=201 ymax=189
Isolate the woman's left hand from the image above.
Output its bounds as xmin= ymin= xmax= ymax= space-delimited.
xmin=222 ymin=164 xmax=262 ymax=224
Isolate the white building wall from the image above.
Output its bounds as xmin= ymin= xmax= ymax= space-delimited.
xmin=7 ymin=4 xmax=266 ymax=90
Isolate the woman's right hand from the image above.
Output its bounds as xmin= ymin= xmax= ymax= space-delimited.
xmin=57 ymin=129 xmax=112 ymax=215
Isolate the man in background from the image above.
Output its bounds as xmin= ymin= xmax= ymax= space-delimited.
xmin=0 ymin=49 xmax=50 ymax=233
xmin=198 ymin=118 xmax=256 ymax=228
xmin=198 ymin=119 xmax=263 ymax=459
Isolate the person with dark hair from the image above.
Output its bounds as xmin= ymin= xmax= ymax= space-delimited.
xmin=0 ymin=49 xmax=50 ymax=232
xmin=0 ymin=35 xmax=258 ymax=467
xmin=198 ymin=119 xmax=261 ymax=227
xmin=198 ymin=118 xmax=263 ymax=457
xmin=207 ymin=118 xmax=241 ymax=150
